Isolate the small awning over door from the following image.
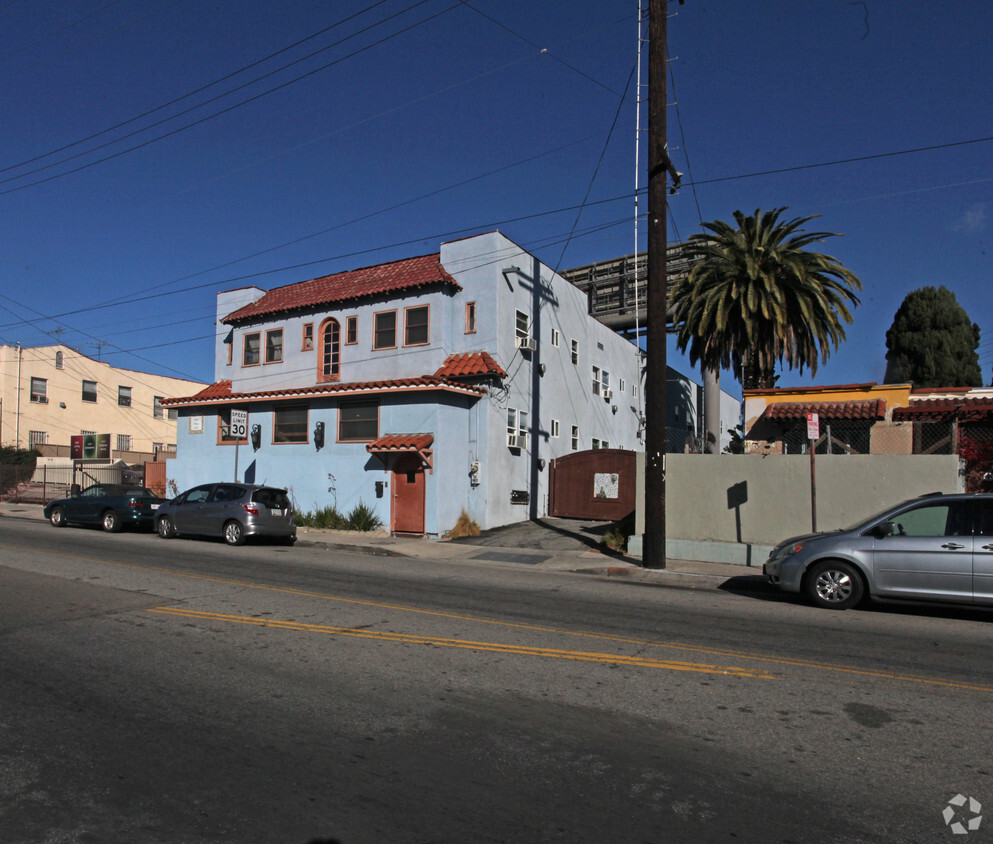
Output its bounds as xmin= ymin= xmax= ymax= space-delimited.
xmin=366 ymin=433 xmax=434 ymax=472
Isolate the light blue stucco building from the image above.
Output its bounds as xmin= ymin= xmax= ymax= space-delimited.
xmin=163 ymin=232 xmax=648 ymax=536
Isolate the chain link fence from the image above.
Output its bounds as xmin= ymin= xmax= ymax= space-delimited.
xmin=751 ymin=418 xmax=993 ymax=492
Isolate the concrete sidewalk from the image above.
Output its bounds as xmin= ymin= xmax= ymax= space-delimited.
xmin=0 ymin=501 xmax=762 ymax=591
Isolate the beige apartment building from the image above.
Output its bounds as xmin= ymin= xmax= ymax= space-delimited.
xmin=0 ymin=344 xmax=206 ymax=458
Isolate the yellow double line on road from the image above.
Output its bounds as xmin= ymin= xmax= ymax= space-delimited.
xmin=8 ymin=540 xmax=993 ymax=691
xmin=147 ymin=606 xmax=776 ymax=679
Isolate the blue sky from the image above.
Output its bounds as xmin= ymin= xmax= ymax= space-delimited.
xmin=1 ymin=0 xmax=990 ymax=397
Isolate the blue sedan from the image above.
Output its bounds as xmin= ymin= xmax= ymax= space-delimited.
xmin=44 ymin=484 xmax=168 ymax=533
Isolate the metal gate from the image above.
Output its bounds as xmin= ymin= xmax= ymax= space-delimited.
xmin=549 ymin=449 xmax=636 ymax=520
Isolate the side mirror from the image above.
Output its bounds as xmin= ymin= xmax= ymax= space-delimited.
xmin=869 ymin=522 xmax=895 ymax=539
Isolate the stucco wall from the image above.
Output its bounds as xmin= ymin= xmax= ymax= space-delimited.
xmin=636 ymin=453 xmax=963 ymax=549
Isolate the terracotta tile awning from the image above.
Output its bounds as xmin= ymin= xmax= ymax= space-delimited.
xmin=366 ymin=433 xmax=434 ymax=472
xmin=366 ymin=433 xmax=434 ymax=453
xmin=893 ymin=398 xmax=993 ymax=422
xmin=762 ymin=399 xmax=887 ymax=422
xmin=434 ymin=351 xmax=506 ymax=380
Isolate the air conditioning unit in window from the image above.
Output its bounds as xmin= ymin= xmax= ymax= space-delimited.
xmin=601 ymin=388 xmax=613 ymax=399
xmin=507 ymin=434 xmax=522 ymax=448
xmin=516 ymin=336 xmax=536 ymax=352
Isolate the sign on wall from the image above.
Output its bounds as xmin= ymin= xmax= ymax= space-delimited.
xmin=71 ymin=434 xmax=111 ymax=459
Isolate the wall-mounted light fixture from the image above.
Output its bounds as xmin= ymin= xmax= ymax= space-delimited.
xmin=537 ymin=458 xmax=546 ymax=471
xmin=250 ymin=424 xmax=262 ymax=450
xmin=314 ymin=420 xmax=325 ymax=450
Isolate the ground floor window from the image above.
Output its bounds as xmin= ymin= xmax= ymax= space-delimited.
xmin=339 ymin=401 xmax=379 ymax=442
xmin=274 ymin=406 xmax=309 ymax=444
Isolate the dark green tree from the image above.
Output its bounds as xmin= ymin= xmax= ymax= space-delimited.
xmin=669 ymin=208 xmax=862 ymax=389
xmin=884 ymin=286 xmax=982 ymax=387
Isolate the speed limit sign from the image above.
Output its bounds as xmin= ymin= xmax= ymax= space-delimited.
xmin=230 ymin=409 xmax=248 ymax=439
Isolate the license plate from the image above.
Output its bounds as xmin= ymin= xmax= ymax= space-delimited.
xmin=271 ymin=508 xmax=283 ymax=516
xmin=151 ymin=503 xmax=160 ymax=510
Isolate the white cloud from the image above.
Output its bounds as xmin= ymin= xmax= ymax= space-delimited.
xmin=952 ymin=202 xmax=988 ymax=234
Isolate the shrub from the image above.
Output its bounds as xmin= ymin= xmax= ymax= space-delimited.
xmin=448 ymin=509 xmax=480 ymax=538
xmin=346 ymin=500 xmax=382 ymax=531
xmin=601 ymin=511 xmax=635 ymax=553
xmin=295 ymin=504 xmax=347 ymax=529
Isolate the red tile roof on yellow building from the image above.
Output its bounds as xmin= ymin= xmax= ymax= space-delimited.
xmin=433 ymin=351 xmax=506 ymax=379
xmin=160 ymin=376 xmax=486 ymax=407
xmin=894 ymin=397 xmax=993 ymax=422
xmin=762 ymin=399 xmax=887 ymax=421
xmin=221 ymin=253 xmax=459 ymax=324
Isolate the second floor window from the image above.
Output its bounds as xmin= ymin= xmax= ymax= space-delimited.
xmin=243 ymin=333 xmax=260 ymax=366
xmin=302 ymin=324 xmax=314 ymax=351
xmin=30 ymin=377 xmax=47 ymax=403
xmin=346 ymin=315 xmax=358 ymax=345
xmin=465 ymin=302 xmax=476 ymax=334
xmin=374 ymin=311 xmax=396 ymax=350
xmin=265 ymin=329 xmax=283 ymax=364
xmin=82 ymin=380 xmax=97 ymax=403
xmin=404 ymin=305 xmax=429 ymax=346
xmin=118 ymin=386 xmax=132 ymax=407
xmin=117 ymin=434 xmax=133 ymax=452
xmin=319 ymin=318 xmax=340 ymax=382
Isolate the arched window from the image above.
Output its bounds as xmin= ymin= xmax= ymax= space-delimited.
xmin=318 ymin=318 xmax=340 ymax=382
xmin=55 ymin=350 xmax=64 ymax=370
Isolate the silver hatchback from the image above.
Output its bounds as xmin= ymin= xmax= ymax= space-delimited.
xmin=156 ymin=483 xmax=296 ymax=546
xmin=764 ymin=493 xmax=993 ymax=610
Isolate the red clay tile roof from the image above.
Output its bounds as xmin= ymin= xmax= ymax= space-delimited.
xmin=434 ymin=351 xmax=506 ymax=379
xmin=160 ymin=376 xmax=485 ymax=407
xmin=222 ymin=254 xmax=459 ymax=324
xmin=762 ymin=399 xmax=887 ymax=422
xmin=366 ymin=433 xmax=434 ymax=453
xmin=893 ymin=398 xmax=993 ymax=422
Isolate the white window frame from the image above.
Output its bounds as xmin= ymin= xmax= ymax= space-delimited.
xmin=551 ymin=419 xmax=560 ymax=438
xmin=571 ymin=425 xmax=579 ymax=450
xmin=550 ymin=328 xmax=560 ymax=347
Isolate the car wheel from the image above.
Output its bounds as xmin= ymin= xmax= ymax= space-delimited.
xmin=223 ymin=520 xmax=246 ymax=546
xmin=49 ymin=506 xmax=67 ymax=527
xmin=157 ymin=516 xmax=176 ymax=539
xmin=102 ymin=510 xmax=122 ymax=533
xmin=805 ymin=560 xmax=865 ymax=610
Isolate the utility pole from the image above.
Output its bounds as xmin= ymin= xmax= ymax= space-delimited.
xmin=643 ymin=0 xmax=676 ymax=568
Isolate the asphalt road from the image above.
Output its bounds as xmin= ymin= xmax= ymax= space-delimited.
xmin=1 ymin=517 xmax=992 ymax=843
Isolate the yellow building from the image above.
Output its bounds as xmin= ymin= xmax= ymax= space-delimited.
xmin=0 ymin=344 xmax=206 ymax=457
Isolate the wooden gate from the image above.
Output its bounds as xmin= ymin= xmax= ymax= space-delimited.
xmin=549 ymin=449 xmax=636 ymax=520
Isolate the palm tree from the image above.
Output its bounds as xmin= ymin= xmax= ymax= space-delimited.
xmin=669 ymin=208 xmax=862 ymax=389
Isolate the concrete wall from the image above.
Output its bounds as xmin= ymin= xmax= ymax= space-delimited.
xmin=632 ymin=453 xmax=963 ymax=565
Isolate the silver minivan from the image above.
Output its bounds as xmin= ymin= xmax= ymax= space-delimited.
xmin=156 ymin=483 xmax=296 ymax=546
xmin=764 ymin=493 xmax=993 ymax=609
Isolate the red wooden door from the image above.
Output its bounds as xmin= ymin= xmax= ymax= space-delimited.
xmin=392 ymin=454 xmax=425 ymax=534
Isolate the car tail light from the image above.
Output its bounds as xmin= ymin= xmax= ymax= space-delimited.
xmin=242 ymin=504 xmax=259 ymax=515
xmin=129 ymin=499 xmax=145 ymax=509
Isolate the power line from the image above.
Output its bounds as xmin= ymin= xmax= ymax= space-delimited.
xmin=685 ymin=137 xmax=993 ymax=188
xmin=0 ymin=0 xmax=464 ymax=196
xmin=0 ymin=0 xmax=395 ymax=176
